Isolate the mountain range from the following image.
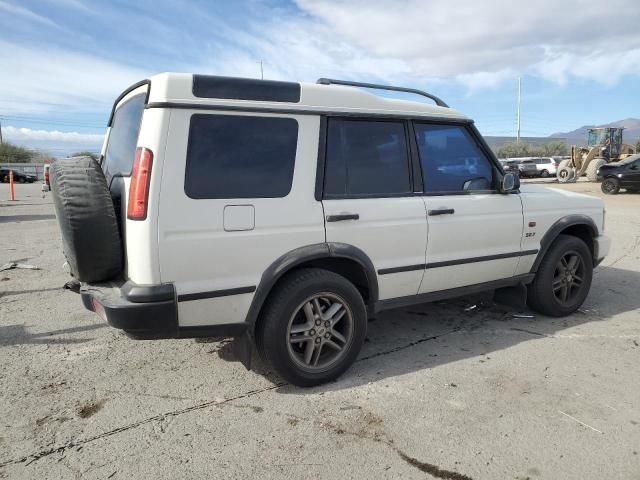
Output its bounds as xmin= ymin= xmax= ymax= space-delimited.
xmin=550 ymin=118 xmax=640 ymax=143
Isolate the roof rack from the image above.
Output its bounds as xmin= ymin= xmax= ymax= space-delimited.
xmin=316 ymin=78 xmax=449 ymax=108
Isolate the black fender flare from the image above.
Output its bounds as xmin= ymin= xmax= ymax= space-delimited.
xmin=244 ymin=242 xmax=378 ymax=331
xmin=530 ymin=215 xmax=598 ymax=273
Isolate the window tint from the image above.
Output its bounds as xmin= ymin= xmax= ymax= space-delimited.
xmin=103 ymin=93 xmax=145 ymax=181
xmin=414 ymin=124 xmax=494 ymax=193
xmin=185 ymin=114 xmax=297 ymax=199
xmin=324 ymin=119 xmax=411 ymax=197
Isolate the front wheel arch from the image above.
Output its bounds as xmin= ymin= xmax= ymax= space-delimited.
xmin=531 ymin=216 xmax=597 ymax=274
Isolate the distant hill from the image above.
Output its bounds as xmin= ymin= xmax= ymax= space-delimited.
xmin=550 ymin=118 xmax=640 ymax=144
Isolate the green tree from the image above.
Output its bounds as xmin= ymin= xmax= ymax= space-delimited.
xmin=70 ymin=151 xmax=99 ymax=160
xmin=635 ymin=139 xmax=640 ymax=153
xmin=0 ymin=142 xmax=33 ymax=163
xmin=541 ymin=141 xmax=568 ymax=156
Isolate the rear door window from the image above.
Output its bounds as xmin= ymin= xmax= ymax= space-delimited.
xmin=185 ymin=114 xmax=298 ymax=199
xmin=103 ymin=93 xmax=145 ymax=182
xmin=324 ymin=118 xmax=411 ymax=197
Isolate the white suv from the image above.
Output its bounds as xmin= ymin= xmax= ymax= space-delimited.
xmin=50 ymin=74 xmax=610 ymax=386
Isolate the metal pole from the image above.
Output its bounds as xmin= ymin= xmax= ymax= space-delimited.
xmin=516 ymin=77 xmax=521 ymax=145
xmin=260 ymin=60 xmax=264 ymax=80
xmin=0 ymin=118 xmax=3 ymax=145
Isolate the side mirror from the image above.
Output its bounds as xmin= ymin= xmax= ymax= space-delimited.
xmin=501 ymin=172 xmax=519 ymax=193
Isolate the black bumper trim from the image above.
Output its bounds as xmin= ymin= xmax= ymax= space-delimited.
xmin=81 ymin=282 xmax=247 ymax=340
xmin=177 ymin=286 xmax=256 ymax=302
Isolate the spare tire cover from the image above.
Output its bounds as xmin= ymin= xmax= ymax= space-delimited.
xmin=50 ymin=157 xmax=123 ymax=283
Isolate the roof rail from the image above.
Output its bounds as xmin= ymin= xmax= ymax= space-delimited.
xmin=316 ymin=78 xmax=449 ymax=108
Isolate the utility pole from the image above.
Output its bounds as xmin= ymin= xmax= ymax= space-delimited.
xmin=516 ymin=76 xmax=521 ymax=145
xmin=0 ymin=118 xmax=3 ymax=145
xmin=259 ymin=60 xmax=264 ymax=80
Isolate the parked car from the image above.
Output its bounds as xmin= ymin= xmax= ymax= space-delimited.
xmin=598 ymin=154 xmax=640 ymax=194
xmin=499 ymin=160 xmax=521 ymax=177
xmin=518 ymin=160 xmax=539 ymax=178
xmin=0 ymin=168 xmax=37 ymax=183
xmin=531 ymin=157 xmax=559 ymax=177
xmin=49 ymin=74 xmax=610 ymax=387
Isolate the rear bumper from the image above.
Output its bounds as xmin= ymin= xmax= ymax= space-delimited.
xmin=81 ymin=281 xmax=247 ymax=340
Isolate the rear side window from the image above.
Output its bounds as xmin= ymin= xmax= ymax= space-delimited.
xmin=414 ymin=123 xmax=494 ymax=193
xmin=103 ymin=93 xmax=145 ymax=181
xmin=185 ymin=114 xmax=298 ymax=199
xmin=324 ymin=118 xmax=411 ymax=197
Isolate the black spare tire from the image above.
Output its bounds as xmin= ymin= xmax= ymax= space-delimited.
xmin=50 ymin=157 xmax=123 ymax=283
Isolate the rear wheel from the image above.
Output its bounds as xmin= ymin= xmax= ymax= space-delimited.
xmin=256 ymin=268 xmax=367 ymax=387
xmin=601 ymin=178 xmax=620 ymax=195
xmin=540 ymin=169 xmax=549 ymax=178
xmin=528 ymin=235 xmax=593 ymax=317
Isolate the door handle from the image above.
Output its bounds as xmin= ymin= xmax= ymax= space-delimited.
xmin=326 ymin=213 xmax=360 ymax=222
xmin=428 ymin=208 xmax=455 ymax=216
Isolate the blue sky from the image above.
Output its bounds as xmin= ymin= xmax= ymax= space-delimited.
xmin=1 ymin=0 xmax=639 ymax=156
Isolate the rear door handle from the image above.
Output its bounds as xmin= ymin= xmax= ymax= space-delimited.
xmin=326 ymin=213 xmax=360 ymax=222
xmin=428 ymin=208 xmax=455 ymax=216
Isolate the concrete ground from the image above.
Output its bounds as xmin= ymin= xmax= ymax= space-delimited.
xmin=0 ymin=181 xmax=638 ymax=480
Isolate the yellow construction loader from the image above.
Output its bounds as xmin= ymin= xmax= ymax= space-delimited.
xmin=557 ymin=127 xmax=635 ymax=183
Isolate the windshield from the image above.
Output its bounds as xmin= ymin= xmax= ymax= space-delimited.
xmin=103 ymin=93 xmax=145 ymax=182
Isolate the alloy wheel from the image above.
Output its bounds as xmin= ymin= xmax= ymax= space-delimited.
xmin=552 ymin=251 xmax=585 ymax=305
xmin=286 ymin=293 xmax=354 ymax=371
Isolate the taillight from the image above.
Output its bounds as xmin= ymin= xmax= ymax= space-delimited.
xmin=44 ymin=170 xmax=49 ymax=185
xmin=127 ymin=147 xmax=153 ymax=220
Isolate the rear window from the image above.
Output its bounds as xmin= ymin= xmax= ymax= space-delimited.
xmin=185 ymin=114 xmax=298 ymax=199
xmin=103 ymin=93 xmax=145 ymax=181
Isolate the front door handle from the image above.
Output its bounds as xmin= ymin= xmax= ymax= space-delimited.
xmin=428 ymin=208 xmax=455 ymax=216
xmin=326 ymin=213 xmax=360 ymax=222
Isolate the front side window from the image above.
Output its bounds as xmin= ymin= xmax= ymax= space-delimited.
xmin=414 ymin=123 xmax=494 ymax=193
xmin=103 ymin=93 xmax=145 ymax=182
xmin=324 ymin=118 xmax=411 ymax=197
xmin=185 ymin=114 xmax=298 ymax=199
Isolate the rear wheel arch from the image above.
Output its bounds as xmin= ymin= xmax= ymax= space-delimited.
xmin=246 ymin=243 xmax=378 ymax=335
xmin=531 ymin=216 xmax=597 ymax=273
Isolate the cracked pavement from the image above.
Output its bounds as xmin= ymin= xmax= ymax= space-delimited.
xmin=1 ymin=182 xmax=639 ymax=479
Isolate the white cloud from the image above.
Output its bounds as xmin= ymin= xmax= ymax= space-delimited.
xmin=0 ymin=40 xmax=148 ymax=115
xmin=3 ymin=126 xmax=103 ymax=144
xmin=289 ymin=0 xmax=640 ymax=87
xmin=0 ymin=0 xmax=63 ymax=30
xmin=3 ymin=126 xmax=104 ymax=156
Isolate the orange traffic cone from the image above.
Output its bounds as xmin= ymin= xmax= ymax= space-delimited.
xmin=9 ymin=170 xmax=15 ymax=201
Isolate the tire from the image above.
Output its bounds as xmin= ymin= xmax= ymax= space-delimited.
xmin=50 ymin=157 xmax=123 ymax=283
xmin=586 ymin=158 xmax=606 ymax=182
xmin=557 ymin=165 xmax=576 ymax=183
xmin=256 ymin=268 xmax=367 ymax=387
xmin=540 ymin=169 xmax=549 ymax=178
xmin=528 ymin=235 xmax=593 ymax=317
xmin=601 ymin=178 xmax=620 ymax=195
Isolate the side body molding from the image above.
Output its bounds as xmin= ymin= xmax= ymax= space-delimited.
xmin=244 ymin=242 xmax=379 ymax=331
xmin=530 ymin=215 xmax=598 ymax=273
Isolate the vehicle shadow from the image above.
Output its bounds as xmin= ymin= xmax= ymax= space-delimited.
xmin=219 ymin=265 xmax=640 ymax=391
xmin=0 ymin=214 xmax=56 ymax=223
xmin=0 ymin=323 xmax=107 ymax=346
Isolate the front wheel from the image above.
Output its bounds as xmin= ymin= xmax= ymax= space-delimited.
xmin=540 ymin=169 xmax=549 ymax=178
xmin=527 ymin=235 xmax=593 ymax=317
xmin=601 ymin=178 xmax=620 ymax=194
xmin=256 ymin=268 xmax=367 ymax=387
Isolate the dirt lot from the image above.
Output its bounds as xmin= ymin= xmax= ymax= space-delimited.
xmin=1 ymin=181 xmax=639 ymax=479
